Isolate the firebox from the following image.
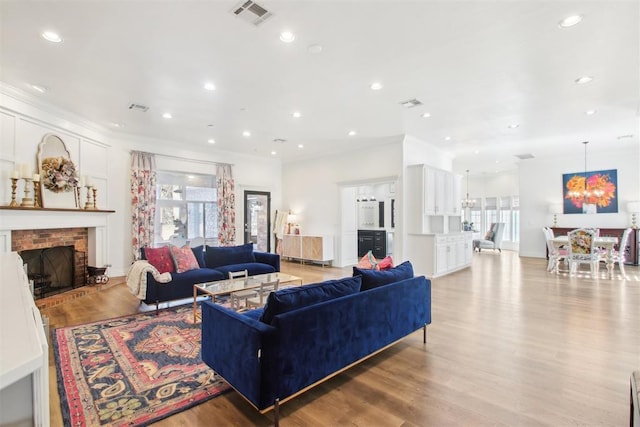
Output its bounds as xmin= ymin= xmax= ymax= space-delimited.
xmin=20 ymin=245 xmax=79 ymax=299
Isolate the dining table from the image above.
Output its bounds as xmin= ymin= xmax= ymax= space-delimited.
xmin=551 ymin=235 xmax=619 ymax=278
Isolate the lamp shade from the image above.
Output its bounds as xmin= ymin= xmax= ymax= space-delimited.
xmin=627 ymin=201 xmax=640 ymax=213
xmin=548 ymin=203 xmax=562 ymax=214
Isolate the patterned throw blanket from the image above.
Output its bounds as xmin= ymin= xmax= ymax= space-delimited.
xmin=126 ymin=260 xmax=172 ymax=299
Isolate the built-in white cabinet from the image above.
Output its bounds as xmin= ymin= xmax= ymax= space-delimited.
xmin=406 ymin=232 xmax=473 ymax=278
xmin=406 ymin=164 xmax=462 ymax=234
xmin=0 ymin=252 xmax=49 ymax=426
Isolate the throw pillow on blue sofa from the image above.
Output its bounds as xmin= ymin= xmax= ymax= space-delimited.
xmin=353 ymin=260 xmax=414 ymax=291
xmin=205 ymin=243 xmax=255 ymax=269
xmin=260 ymin=276 xmax=362 ymax=325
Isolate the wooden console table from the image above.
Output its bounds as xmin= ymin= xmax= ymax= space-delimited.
xmin=550 ymin=227 xmax=639 ymax=266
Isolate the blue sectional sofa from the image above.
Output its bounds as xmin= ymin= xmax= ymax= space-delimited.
xmin=142 ymin=243 xmax=280 ymax=309
xmin=201 ymin=269 xmax=431 ymax=425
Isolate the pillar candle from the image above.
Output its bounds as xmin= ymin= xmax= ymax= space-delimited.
xmin=11 ymin=170 xmax=19 ymax=179
xmin=85 ymin=175 xmax=92 ymax=187
xmin=32 ymin=173 xmax=40 ymax=182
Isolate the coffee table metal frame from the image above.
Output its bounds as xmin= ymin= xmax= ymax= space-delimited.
xmin=193 ymin=272 xmax=302 ymax=322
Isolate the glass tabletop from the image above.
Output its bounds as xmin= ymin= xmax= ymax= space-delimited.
xmin=194 ymin=272 xmax=301 ymax=296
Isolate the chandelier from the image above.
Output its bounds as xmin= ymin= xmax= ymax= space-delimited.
xmin=461 ymin=169 xmax=475 ymax=208
xmin=567 ymin=141 xmax=604 ymax=202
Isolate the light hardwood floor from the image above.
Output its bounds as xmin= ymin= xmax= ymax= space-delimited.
xmin=42 ymin=252 xmax=640 ymax=426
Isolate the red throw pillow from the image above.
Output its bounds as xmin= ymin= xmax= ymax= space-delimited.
xmin=377 ymin=256 xmax=394 ymax=270
xmin=169 ymin=245 xmax=200 ymax=273
xmin=357 ymin=250 xmax=379 ymax=270
xmin=144 ymin=246 xmax=174 ymax=273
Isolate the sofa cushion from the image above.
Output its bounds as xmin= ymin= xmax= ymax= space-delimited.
xmin=144 ymin=246 xmax=174 ymax=273
xmin=169 ymin=245 xmax=200 ymax=273
xmin=170 ymin=268 xmax=226 ymax=286
xmin=191 ymin=245 xmax=206 ymax=268
xmin=205 ymin=243 xmax=255 ymax=269
xmin=215 ymin=263 xmax=276 ymax=277
xmin=259 ymin=276 xmax=362 ymax=325
xmin=353 ymin=260 xmax=414 ymax=291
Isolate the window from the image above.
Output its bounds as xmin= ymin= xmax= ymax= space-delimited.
xmin=155 ymin=171 xmax=217 ymax=245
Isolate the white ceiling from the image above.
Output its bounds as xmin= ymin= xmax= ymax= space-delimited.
xmin=1 ymin=1 xmax=638 ymax=174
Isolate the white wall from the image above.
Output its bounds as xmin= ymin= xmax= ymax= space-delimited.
xmin=282 ymin=138 xmax=403 ymax=265
xmin=1 ymin=85 xmax=282 ymax=276
xmin=519 ymin=147 xmax=640 ymax=258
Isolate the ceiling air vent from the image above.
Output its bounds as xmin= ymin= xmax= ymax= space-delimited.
xmin=515 ymin=153 xmax=535 ymax=160
xmin=399 ymin=98 xmax=423 ymax=108
xmin=273 ymin=138 xmax=287 ymax=143
xmin=128 ymin=103 xmax=149 ymax=112
xmin=231 ymin=0 xmax=273 ymax=26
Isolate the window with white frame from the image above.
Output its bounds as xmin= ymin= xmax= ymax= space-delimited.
xmin=155 ymin=171 xmax=217 ymax=245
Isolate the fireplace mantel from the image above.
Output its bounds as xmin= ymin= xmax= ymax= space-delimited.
xmin=0 ymin=207 xmax=115 ymax=267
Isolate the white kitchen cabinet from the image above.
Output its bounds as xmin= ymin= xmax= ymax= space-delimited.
xmin=406 ymin=164 xmax=462 ymax=234
xmin=406 ymin=232 xmax=473 ymax=278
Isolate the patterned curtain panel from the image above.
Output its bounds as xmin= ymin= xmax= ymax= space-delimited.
xmin=216 ymin=163 xmax=236 ymax=246
xmin=131 ymin=151 xmax=157 ymax=260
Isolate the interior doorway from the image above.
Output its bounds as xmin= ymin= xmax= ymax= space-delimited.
xmin=244 ymin=191 xmax=271 ymax=252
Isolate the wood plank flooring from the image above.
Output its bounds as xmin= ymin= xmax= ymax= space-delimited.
xmin=42 ymin=252 xmax=640 ymax=426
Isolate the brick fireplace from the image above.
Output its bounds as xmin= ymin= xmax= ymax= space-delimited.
xmin=12 ymin=228 xmax=89 ymax=298
xmin=0 ymin=208 xmax=112 ymax=290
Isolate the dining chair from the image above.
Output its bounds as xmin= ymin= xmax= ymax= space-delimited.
xmin=229 ymin=270 xmax=257 ymax=310
xmin=567 ymin=228 xmax=600 ymax=277
xmin=543 ymin=227 xmax=567 ymax=273
xmin=606 ymin=227 xmax=632 ymax=278
xmin=245 ymin=279 xmax=280 ymax=309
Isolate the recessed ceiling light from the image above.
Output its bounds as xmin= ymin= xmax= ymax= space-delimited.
xmin=208 ymin=138 xmax=215 ymax=144
xmin=444 ymin=136 xmax=451 ymax=141
xmin=292 ymin=111 xmax=302 ymax=118
xmin=585 ymin=109 xmax=597 ymax=115
xmin=575 ymin=76 xmax=593 ymax=84
xmin=243 ymin=130 xmax=251 ymax=137
xmin=508 ymin=124 xmax=519 ymax=129
xmin=348 ymin=130 xmax=357 ymax=136
xmin=308 ymin=44 xmax=323 ymax=54
xmin=204 ymin=82 xmax=216 ymax=91
xmin=298 ymin=144 xmax=304 ymax=148
xmin=370 ymin=82 xmax=383 ymax=91
xmin=271 ymin=150 xmax=277 ymax=155
xmin=421 ymin=112 xmax=431 ymax=118
xmin=30 ymin=84 xmax=47 ymax=93
xmin=280 ymin=31 xmax=295 ymax=43
xmin=188 ymin=175 xmax=195 ymax=179
xmin=42 ymin=31 xmax=62 ymax=43
xmin=559 ymin=15 xmax=583 ymax=28
xmin=111 ymin=122 xmax=124 ymax=128
xmin=162 ymin=112 xmax=172 ymax=119
xmin=474 ymin=150 xmax=480 ymax=154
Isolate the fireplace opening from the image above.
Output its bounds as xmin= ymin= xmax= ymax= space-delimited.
xmin=20 ymin=245 xmax=80 ymax=299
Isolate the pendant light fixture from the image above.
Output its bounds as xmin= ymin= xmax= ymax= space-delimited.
xmin=461 ymin=170 xmax=475 ymax=209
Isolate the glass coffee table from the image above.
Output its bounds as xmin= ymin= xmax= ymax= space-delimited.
xmin=193 ymin=272 xmax=303 ymax=322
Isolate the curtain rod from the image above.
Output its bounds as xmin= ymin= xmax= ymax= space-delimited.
xmin=133 ymin=150 xmax=233 ymax=167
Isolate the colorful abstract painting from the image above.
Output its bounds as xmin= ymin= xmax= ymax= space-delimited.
xmin=563 ymin=169 xmax=618 ymax=214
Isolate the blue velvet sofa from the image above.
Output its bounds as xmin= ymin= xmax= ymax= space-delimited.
xmin=201 ymin=270 xmax=431 ymax=424
xmin=142 ymin=243 xmax=280 ymax=309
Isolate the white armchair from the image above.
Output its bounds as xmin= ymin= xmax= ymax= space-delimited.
xmin=473 ymin=222 xmax=505 ymax=253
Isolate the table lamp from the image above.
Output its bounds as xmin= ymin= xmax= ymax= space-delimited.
xmin=548 ymin=203 xmax=562 ymax=227
xmin=627 ymin=201 xmax=640 ymax=229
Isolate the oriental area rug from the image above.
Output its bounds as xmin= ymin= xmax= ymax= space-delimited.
xmin=52 ymin=304 xmax=230 ymax=427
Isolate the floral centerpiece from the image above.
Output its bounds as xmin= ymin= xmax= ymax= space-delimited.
xmin=41 ymin=156 xmax=79 ymax=193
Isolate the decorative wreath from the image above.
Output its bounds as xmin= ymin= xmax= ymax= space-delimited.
xmin=41 ymin=156 xmax=79 ymax=193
